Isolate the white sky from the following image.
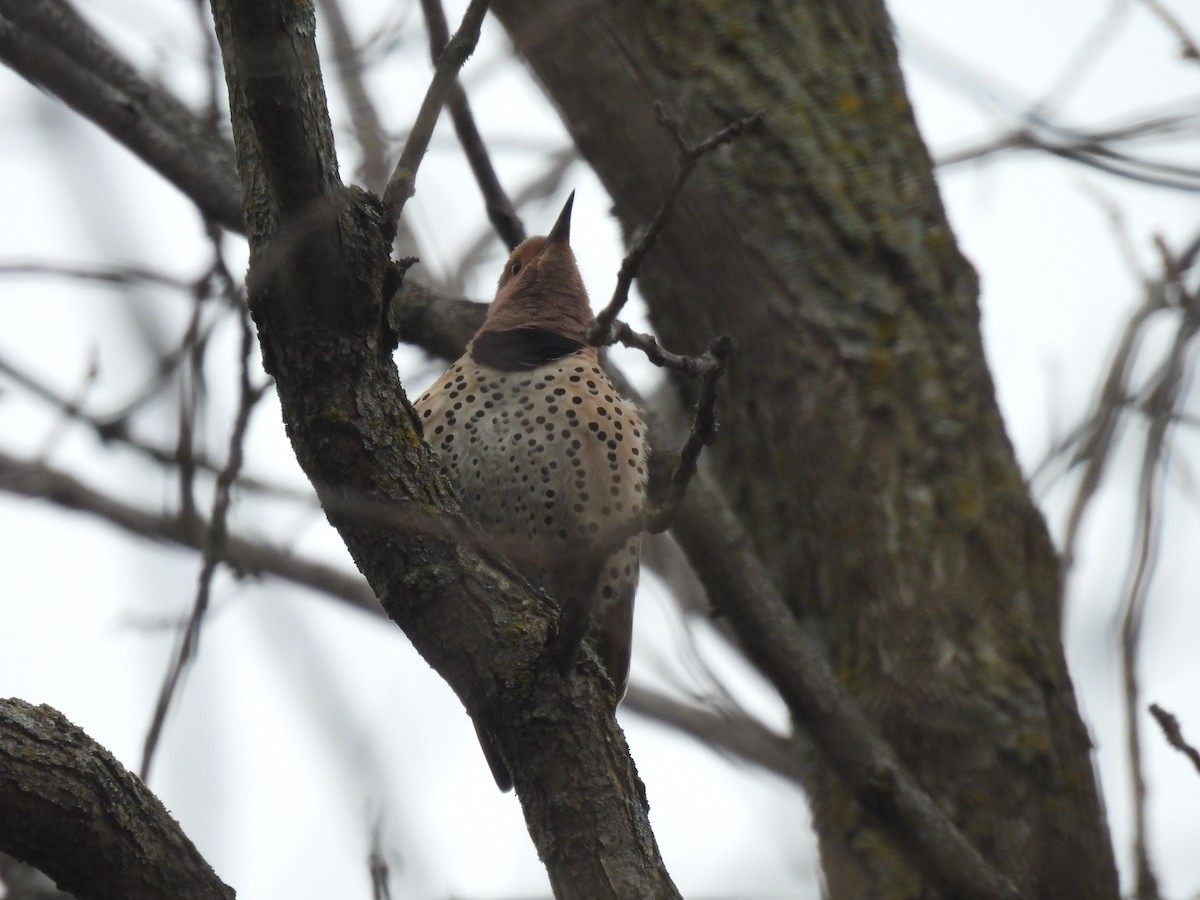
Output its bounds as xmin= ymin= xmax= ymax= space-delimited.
xmin=1 ymin=1 xmax=1198 ymax=897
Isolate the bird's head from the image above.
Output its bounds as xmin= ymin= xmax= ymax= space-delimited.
xmin=478 ymin=192 xmax=593 ymax=343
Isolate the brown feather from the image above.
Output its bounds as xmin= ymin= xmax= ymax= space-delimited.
xmin=412 ymin=193 xmax=647 ymax=789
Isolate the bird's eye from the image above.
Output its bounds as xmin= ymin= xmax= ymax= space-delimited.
xmin=509 ymin=260 xmax=522 ymax=277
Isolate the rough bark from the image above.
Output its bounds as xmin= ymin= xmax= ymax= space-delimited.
xmin=489 ymin=1 xmax=1120 ymax=896
xmin=0 ymin=699 xmax=233 ymax=900
xmin=207 ymin=0 xmax=678 ymax=896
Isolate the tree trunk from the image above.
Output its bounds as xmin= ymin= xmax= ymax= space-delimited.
xmin=207 ymin=1 xmax=681 ymax=896
xmin=490 ymin=1 xmax=1119 ymax=895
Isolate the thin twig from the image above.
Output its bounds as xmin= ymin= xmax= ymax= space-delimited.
xmin=939 ymin=125 xmax=1200 ymax=192
xmin=548 ymin=333 xmax=734 ymax=674
xmin=1148 ymin=704 xmax=1200 ymax=775
xmin=1038 ymin=197 xmax=1170 ymax=571
xmin=32 ymin=348 xmax=99 ymax=461
xmin=0 ymin=260 xmax=195 ymax=291
xmin=381 ymin=0 xmax=490 ymax=223
xmin=647 ymin=335 xmax=735 ymax=534
xmin=1141 ymin=0 xmax=1200 ymax=61
xmin=623 ymin=685 xmax=805 ymax=784
xmin=610 ymin=320 xmax=727 ymax=378
xmin=588 ymin=107 xmax=764 ymax=345
xmin=319 ymin=0 xmax=391 ymax=192
xmin=368 ymin=817 xmax=394 ymax=900
xmin=140 ymin=307 xmax=269 ymax=780
xmin=419 ymin=0 xmax=524 ymax=249
xmin=176 ymin=293 xmax=205 ymax=524
xmin=1117 ymin=238 xmax=1199 ymax=900
xmin=0 ymin=350 xmax=307 ymax=501
xmin=0 ymin=449 xmax=376 ymax=612
xmin=932 ymin=80 xmax=1200 ymax=192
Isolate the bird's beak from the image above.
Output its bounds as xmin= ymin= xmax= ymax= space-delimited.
xmin=543 ymin=191 xmax=575 ymax=248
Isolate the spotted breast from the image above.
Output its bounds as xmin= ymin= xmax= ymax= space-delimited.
xmin=412 ymin=194 xmax=648 ymax=790
xmin=415 ymin=349 xmax=647 ymax=692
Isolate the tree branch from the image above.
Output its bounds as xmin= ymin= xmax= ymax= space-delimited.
xmin=0 ymin=698 xmax=234 ymax=900
xmin=0 ymin=347 xmax=313 ymax=503
xmin=210 ymin=0 xmax=680 ymax=894
xmin=381 ymin=0 xmax=490 ymax=223
xmin=389 ymin=280 xmax=487 ymax=360
xmin=141 ymin=308 xmax=268 ymax=780
xmin=670 ymin=474 xmax=1024 ymax=900
xmin=644 ymin=334 xmax=733 ymax=534
xmin=419 ymin=0 xmax=525 ymax=249
xmin=1142 ymin=0 xmax=1200 ymax=61
xmin=623 ymin=685 xmax=805 ymax=784
xmin=0 ymin=449 xmax=380 ymax=614
xmin=588 ymin=108 xmax=763 ymax=345
xmin=317 ymin=0 xmax=391 ymax=192
xmin=0 ymin=0 xmax=244 ymax=231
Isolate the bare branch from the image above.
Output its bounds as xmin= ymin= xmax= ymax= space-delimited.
xmin=588 ymin=108 xmax=764 ymax=345
xmin=0 ymin=260 xmax=195 ymax=292
xmin=1149 ymin=703 xmax=1200 ymax=776
xmin=141 ymin=308 xmax=268 ymax=779
xmin=608 ymin=320 xmax=724 ymax=378
xmin=389 ymin=280 xmax=487 ymax=360
xmin=646 ymin=334 xmax=734 ymax=534
xmin=0 ymin=255 xmax=252 ymax=472
xmin=175 ymin=295 xmax=204 ymax=524
xmin=0 ymin=0 xmax=244 ymax=231
xmin=928 ymin=48 xmax=1200 ymax=193
xmin=32 ymin=349 xmax=99 ymax=461
xmin=0 ymin=449 xmax=379 ymax=614
xmin=318 ymin=0 xmax=391 ymax=192
xmin=623 ymin=685 xmax=805 ymax=784
xmin=1141 ymin=0 xmax=1200 ymax=61
xmin=1119 ymin=238 xmax=1198 ymax=900
xmin=367 ymin=817 xmax=394 ymax=900
xmin=940 ymin=124 xmax=1200 ymax=192
xmin=0 ymin=350 xmax=310 ymax=503
xmin=1030 ymin=205 xmax=1176 ymax=570
xmin=669 ymin=473 xmax=1024 ymax=900
xmin=419 ymin=0 xmax=525 ymax=249
xmin=381 ymin=0 xmax=490 ymax=223
xmin=0 ymin=698 xmax=234 ymax=900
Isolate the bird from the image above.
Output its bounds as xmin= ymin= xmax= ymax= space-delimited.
xmin=413 ymin=193 xmax=648 ymax=790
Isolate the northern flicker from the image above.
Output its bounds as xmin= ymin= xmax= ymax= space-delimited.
xmin=413 ymin=193 xmax=648 ymax=790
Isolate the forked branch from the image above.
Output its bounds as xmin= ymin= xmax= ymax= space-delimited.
xmin=382 ymin=0 xmax=490 ymax=223
xmin=588 ymin=106 xmax=764 ymax=345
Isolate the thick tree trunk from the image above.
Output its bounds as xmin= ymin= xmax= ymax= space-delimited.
xmin=491 ymin=1 xmax=1119 ymax=895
